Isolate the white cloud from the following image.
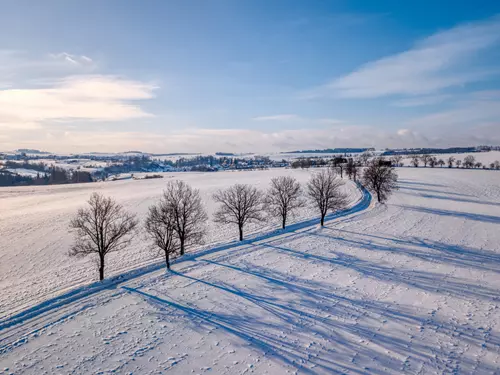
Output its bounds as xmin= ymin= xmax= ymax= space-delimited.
xmin=49 ymin=52 xmax=94 ymax=67
xmin=0 ymin=75 xmax=157 ymax=129
xmin=320 ymin=16 xmax=500 ymax=98
xmin=392 ymin=94 xmax=452 ymax=107
xmin=252 ymin=114 xmax=300 ymax=121
xmin=252 ymin=114 xmax=343 ymax=125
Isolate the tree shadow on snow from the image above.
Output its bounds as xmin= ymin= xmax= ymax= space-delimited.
xmin=313 ymin=228 xmax=500 ymax=274
xmin=399 ymin=191 xmax=500 ymax=207
xmin=122 ymin=258 xmax=500 ymax=374
xmin=398 ymin=185 xmax=474 ymax=197
xmin=396 ymin=205 xmax=500 ymax=224
xmin=259 ymin=242 xmax=499 ymax=301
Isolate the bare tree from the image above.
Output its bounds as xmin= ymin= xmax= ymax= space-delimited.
xmin=391 ymin=155 xmax=403 ymax=167
xmin=265 ymin=176 xmax=305 ymax=229
xmin=475 ymin=162 xmax=482 ymax=169
xmin=437 ymin=159 xmax=445 ymax=168
xmin=456 ymin=159 xmax=462 ymax=168
xmin=144 ymin=199 xmax=178 ymax=269
xmin=213 ymin=184 xmax=265 ymax=241
xmin=429 ymin=156 xmax=437 ymax=168
xmin=420 ymin=154 xmax=432 ymax=167
xmin=361 ymin=158 xmax=399 ymax=203
xmin=163 ymin=180 xmax=207 ymax=256
xmin=69 ymin=193 xmax=138 ymax=281
xmin=306 ymin=169 xmax=348 ymax=226
xmin=345 ymin=158 xmax=356 ymax=180
xmin=493 ymin=160 xmax=500 ymax=170
xmin=352 ymin=160 xmax=360 ymax=181
xmin=464 ymin=155 xmax=476 ymax=168
xmin=447 ymin=156 xmax=455 ymax=168
xmin=411 ymin=155 xmax=420 ymax=167
xmin=359 ymin=152 xmax=372 ymax=166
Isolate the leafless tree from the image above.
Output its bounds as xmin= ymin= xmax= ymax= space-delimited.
xmin=420 ymin=154 xmax=432 ymax=167
xmin=411 ymin=155 xmax=420 ymax=167
xmin=144 ymin=199 xmax=178 ymax=269
xmin=69 ymin=193 xmax=138 ymax=281
xmin=447 ymin=156 xmax=455 ymax=168
xmin=306 ymin=169 xmax=348 ymax=226
xmin=437 ymin=159 xmax=445 ymax=168
xmin=391 ymin=155 xmax=403 ymax=167
xmin=429 ymin=156 xmax=437 ymax=168
xmin=163 ymin=180 xmax=207 ymax=256
xmin=456 ymin=159 xmax=462 ymax=168
xmin=265 ymin=176 xmax=305 ymax=229
xmin=361 ymin=158 xmax=398 ymax=203
xmin=352 ymin=160 xmax=360 ymax=181
xmin=213 ymin=184 xmax=265 ymax=241
xmin=345 ymin=158 xmax=360 ymax=180
xmin=359 ymin=152 xmax=372 ymax=166
xmin=475 ymin=162 xmax=482 ymax=169
xmin=492 ymin=160 xmax=500 ymax=170
xmin=464 ymin=155 xmax=476 ymax=168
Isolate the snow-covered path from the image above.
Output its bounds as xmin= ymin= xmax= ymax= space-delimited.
xmin=1 ymin=168 xmax=499 ymax=374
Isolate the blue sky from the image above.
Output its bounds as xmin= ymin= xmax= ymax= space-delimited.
xmin=1 ymin=0 xmax=500 ymax=153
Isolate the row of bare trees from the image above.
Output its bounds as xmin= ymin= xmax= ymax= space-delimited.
xmin=407 ymin=154 xmax=500 ymax=170
xmin=69 ymin=160 xmax=398 ymax=280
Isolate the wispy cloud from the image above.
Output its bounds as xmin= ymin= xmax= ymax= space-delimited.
xmin=49 ymin=52 xmax=94 ymax=67
xmin=0 ymin=75 xmax=156 ymax=130
xmin=0 ymin=50 xmax=157 ymax=136
xmin=314 ymin=16 xmax=500 ymax=99
xmin=252 ymin=114 xmax=300 ymax=121
xmin=407 ymin=91 xmax=500 ymax=128
xmin=252 ymin=114 xmax=343 ymax=125
xmin=392 ymin=94 xmax=452 ymax=107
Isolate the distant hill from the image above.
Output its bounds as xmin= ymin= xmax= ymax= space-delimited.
xmin=283 ymin=148 xmax=374 ymax=154
xmin=16 ymin=149 xmax=50 ymax=155
xmin=382 ymin=147 xmax=480 ymax=156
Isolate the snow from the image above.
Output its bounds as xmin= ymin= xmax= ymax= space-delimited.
xmin=1 ymin=168 xmax=499 ymax=374
xmin=3 ymin=168 xmax=43 ymax=178
xmin=0 ymin=169 xmax=360 ymax=318
xmin=400 ymin=150 xmax=500 ymax=166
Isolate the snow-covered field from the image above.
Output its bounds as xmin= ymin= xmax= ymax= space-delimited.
xmin=400 ymin=151 xmax=500 ymax=167
xmin=0 ymin=169 xmax=361 ymax=318
xmin=1 ymin=168 xmax=499 ymax=374
xmin=3 ymin=169 xmax=41 ymax=178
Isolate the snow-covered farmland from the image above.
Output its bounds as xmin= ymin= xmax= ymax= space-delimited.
xmin=0 ymin=169 xmax=360 ymax=317
xmin=400 ymin=151 xmax=500 ymax=167
xmin=1 ymin=168 xmax=499 ymax=374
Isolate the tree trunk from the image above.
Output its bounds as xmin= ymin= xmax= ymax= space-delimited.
xmin=239 ymin=225 xmax=243 ymax=241
xmin=377 ymin=190 xmax=381 ymax=203
xmin=320 ymin=215 xmax=325 ymax=227
xmin=98 ymin=256 xmax=105 ymax=281
xmin=179 ymin=236 xmax=185 ymax=256
xmin=282 ymin=215 xmax=286 ymax=229
xmin=165 ymin=252 xmax=170 ymax=269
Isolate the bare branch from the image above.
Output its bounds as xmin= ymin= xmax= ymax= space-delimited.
xmin=265 ymin=176 xmax=305 ymax=229
xmin=361 ymin=158 xmax=398 ymax=203
xmin=213 ymin=184 xmax=265 ymax=241
xmin=69 ymin=192 xmax=138 ymax=281
xmin=306 ymin=169 xmax=348 ymax=226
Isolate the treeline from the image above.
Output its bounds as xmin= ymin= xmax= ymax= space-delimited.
xmin=0 ymin=166 xmax=93 ymax=187
xmin=382 ymin=147 xmax=479 ymax=156
xmin=405 ymin=154 xmax=500 ymax=169
xmin=69 ymin=158 xmax=397 ymax=280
